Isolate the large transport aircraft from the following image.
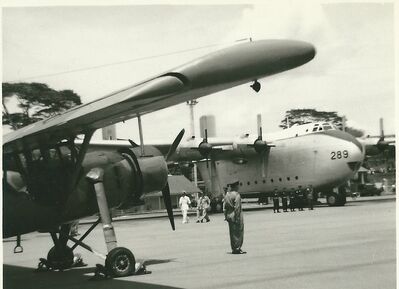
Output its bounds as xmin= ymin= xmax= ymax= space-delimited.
xmin=91 ymin=117 xmax=365 ymax=209
xmin=3 ymin=39 xmax=316 ymax=277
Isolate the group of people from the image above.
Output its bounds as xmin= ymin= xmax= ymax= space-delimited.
xmin=272 ymin=187 xmax=314 ymax=213
xmin=178 ymin=180 xmax=245 ymax=255
xmin=178 ymin=191 xmax=211 ymax=224
xmin=179 ymin=183 xmax=317 ymax=255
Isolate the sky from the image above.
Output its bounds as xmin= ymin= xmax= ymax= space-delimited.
xmin=2 ymin=1 xmax=396 ymax=142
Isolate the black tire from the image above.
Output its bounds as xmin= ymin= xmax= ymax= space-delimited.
xmin=326 ymin=193 xmax=338 ymax=206
xmin=215 ymin=202 xmax=223 ymax=213
xmin=337 ymin=193 xmax=347 ymax=206
xmin=105 ymin=247 xmax=135 ymax=277
xmin=46 ymin=246 xmax=74 ymax=270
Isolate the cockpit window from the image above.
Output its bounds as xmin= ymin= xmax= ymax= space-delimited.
xmin=318 ymin=127 xmax=323 ymax=131
xmin=323 ymin=125 xmax=333 ymax=130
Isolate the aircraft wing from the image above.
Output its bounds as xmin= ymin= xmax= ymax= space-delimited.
xmin=3 ymin=39 xmax=315 ymax=154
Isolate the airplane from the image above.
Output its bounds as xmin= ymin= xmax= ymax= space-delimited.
xmin=3 ymin=39 xmax=316 ymax=278
xmin=359 ymin=118 xmax=395 ymax=156
xmin=91 ymin=115 xmax=365 ymax=209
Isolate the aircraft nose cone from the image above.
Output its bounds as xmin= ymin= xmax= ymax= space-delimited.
xmin=343 ymin=132 xmax=365 ymax=172
xmin=274 ymin=40 xmax=316 ymax=68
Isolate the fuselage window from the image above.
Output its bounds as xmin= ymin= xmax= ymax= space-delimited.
xmin=295 ymin=176 xmax=298 ymax=180
xmin=247 ymin=181 xmax=250 ymax=186
xmin=254 ymin=180 xmax=258 ymax=184
xmin=239 ymin=182 xmax=243 ymax=186
xmin=287 ymin=177 xmax=290 ymax=181
xmin=263 ymin=180 xmax=266 ymax=184
xmin=271 ymin=179 xmax=274 ymax=183
xmin=279 ymin=178 xmax=282 ymax=182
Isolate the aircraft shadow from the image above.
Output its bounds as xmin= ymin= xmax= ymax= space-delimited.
xmin=3 ymin=264 xmax=183 ymax=289
xmin=143 ymin=258 xmax=176 ymax=266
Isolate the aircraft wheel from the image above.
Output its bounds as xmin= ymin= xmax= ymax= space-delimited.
xmin=215 ymin=202 xmax=223 ymax=213
xmin=337 ymin=193 xmax=347 ymax=206
xmin=326 ymin=193 xmax=338 ymax=206
xmin=105 ymin=247 xmax=135 ymax=277
xmin=46 ymin=246 xmax=74 ymax=270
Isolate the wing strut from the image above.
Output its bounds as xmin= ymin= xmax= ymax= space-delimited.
xmin=137 ymin=114 xmax=145 ymax=156
xmin=70 ymin=130 xmax=95 ymax=188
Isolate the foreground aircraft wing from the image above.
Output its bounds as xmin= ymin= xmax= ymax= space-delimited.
xmin=3 ymin=39 xmax=315 ymax=154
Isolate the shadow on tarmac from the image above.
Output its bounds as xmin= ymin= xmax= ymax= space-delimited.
xmin=144 ymin=258 xmax=176 ymax=266
xmin=3 ymin=264 xmax=183 ymax=289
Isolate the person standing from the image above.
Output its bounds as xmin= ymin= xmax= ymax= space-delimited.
xmin=224 ymin=180 xmax=246 ymax=254
xmin=289 ymin=190 xmax=296 ymax=212
xmin=281 ymin=191 xmax=288 ymax=212
xmin=197 ymin=192 xmax=211 ymax=223
xmin=179 ymin=191 xmax=191 ymax=223
xmin=297 ymin=189 xmax=304 ymax=211
xmin=306 ymin=187 xmax=314 ymax=210
xmin=272 ymin=190 xmax=280 ymax=213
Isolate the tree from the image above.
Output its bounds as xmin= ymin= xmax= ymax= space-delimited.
xmin=2 ymin=82 xmax=82 ymax=130
xmin=279 ymin=109 xmax=343 ymax=130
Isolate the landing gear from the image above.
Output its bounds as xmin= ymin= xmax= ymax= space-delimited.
xmin=326 ymin=193 xmax=338 ymax=206
xmin=87 ymin=167 xmax=136 ymax=278
xmin=214 ymin=201 xmax=223 ymax=213
xmin=326 ymin=192 xmax=346 ymax=206
xmin=37 ymin=166 xmax=137 ymax=278
xmin=46 ymin=246 xmax=74 ymax=270
xmin=105 ymin=247 xmax=135 ymax=277
xmin=37 ymin=226 xmax=78 ymax=272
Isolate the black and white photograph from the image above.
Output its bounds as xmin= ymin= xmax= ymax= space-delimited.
xmin=2 ymin=1 xmax=396 ymax=288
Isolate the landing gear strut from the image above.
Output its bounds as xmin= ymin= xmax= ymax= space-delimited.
xmin=86 ymin=167 xmax=136 ymax=278
xmin=37 ymin=167 xmax=136 ymax=278
xmin=37 ymin=224 xmax=84 ymax=272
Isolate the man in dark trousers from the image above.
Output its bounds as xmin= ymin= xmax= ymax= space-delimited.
xmin=306 ymin=187 xmax=314 ymax=210
xmin=281 ymin=191 xmax=288 ymax=212
xmin=272 ymin=189 xmax=280 ymax=213
xmin=224 ymin=180 xmax=246 ymax=254
xmin=289 ymin=190 xmax=296 ymax=212
xmin=297 ymin=189 xmax=304 ymax=211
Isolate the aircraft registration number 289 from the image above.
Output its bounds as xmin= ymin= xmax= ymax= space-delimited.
xmin=330 ymin=150 xmax=349 ymax=160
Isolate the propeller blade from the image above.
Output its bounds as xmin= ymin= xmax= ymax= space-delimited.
xmin=166 ymin=129 xmax=185 ymax=162
xmin=379 ymin=118 xmax=385 ymax=140
xmin=162 ymin=182 xmax=175 ymax=230
xmin=257 ymin=114 xmax=262 ymax=140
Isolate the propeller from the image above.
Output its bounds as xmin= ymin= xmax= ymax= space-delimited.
xmin=248 ymin=114 xmax=274 ymax=178
xmin=162 ymin=129 xmax=185 ymax=231
xmin=198 ymin=129 xmax=213 ymax=168
xmin=166 ymin=129 xmax=185 ymax=162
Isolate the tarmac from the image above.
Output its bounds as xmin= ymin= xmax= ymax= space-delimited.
xmin=3 ymin=196 xmax=396 ymax=289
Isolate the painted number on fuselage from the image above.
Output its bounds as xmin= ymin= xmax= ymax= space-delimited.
xmin=330 ymin=150 xmax=348 ymax=160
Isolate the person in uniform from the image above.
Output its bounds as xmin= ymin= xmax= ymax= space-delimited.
xmin=306 ymin=187 xmax=314 ymax=210
xmin=179 ymin=191 xmax=191 ymax=223
xmin=281 ymin=191 xmax=288 ymax=212
xmin=272 ymin=189 xmax=280 ymax=213
xmin=224 ymin=180 xmax=246 ymax=254
xmin=197 ymin=192 xmax=211 ymax=223
xmin=297 ymin=189 xmax=304 ymax=211
xmin=289 ymin=190 xmax=296 ymax=212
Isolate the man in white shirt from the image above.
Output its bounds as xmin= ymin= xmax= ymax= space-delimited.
xmin=179 ymin=191 xmax=191 ymax=224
